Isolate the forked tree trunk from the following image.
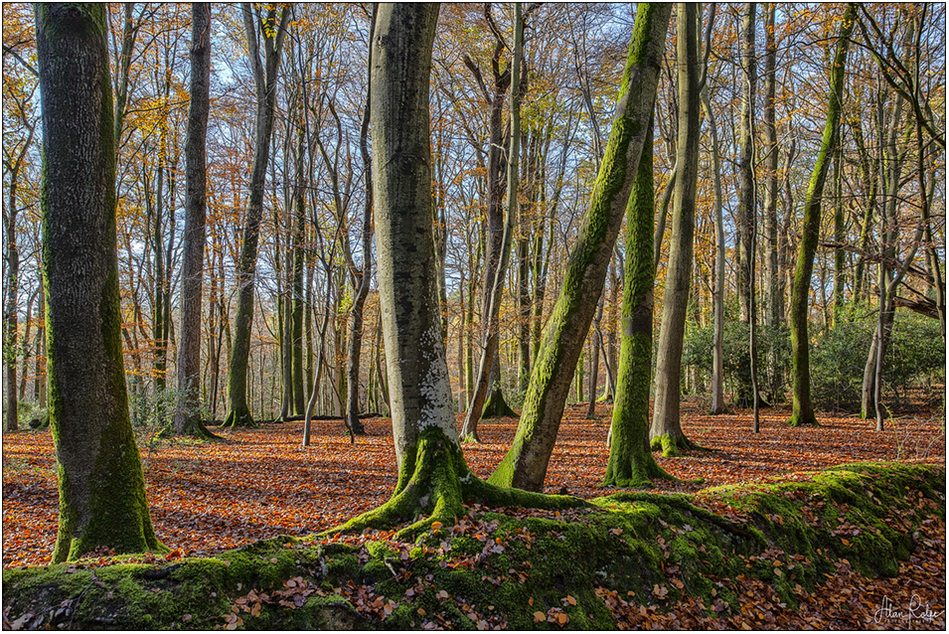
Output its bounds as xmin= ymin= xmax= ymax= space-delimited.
xmin=333 ymin=4 xmax=577 ymax=536
xmin=788 ymin=3 xmax=855 ymax=427
xmin=173 ymin=3 xmax=216 ymax=439
xmin=489 ymin=3 xmax=672 ymax=493
xmin=35 ymin=2 xmax=164 ymax=562
xmin=650 ymin=2 xmax=701 ymax=456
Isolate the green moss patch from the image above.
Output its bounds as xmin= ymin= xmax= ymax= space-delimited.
xmin=3 ymin=461 xmax=943 ymax=629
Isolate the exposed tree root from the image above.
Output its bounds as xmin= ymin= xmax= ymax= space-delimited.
xmin=321 ymin=427 xmax=586 ymax=540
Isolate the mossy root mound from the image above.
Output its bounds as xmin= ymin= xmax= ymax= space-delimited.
xmin=3 ymin=461 xmax=943 ymax=630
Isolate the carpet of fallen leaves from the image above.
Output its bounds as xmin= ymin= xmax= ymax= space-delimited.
xmin=2 ymin=401 xmax=945 ymax=628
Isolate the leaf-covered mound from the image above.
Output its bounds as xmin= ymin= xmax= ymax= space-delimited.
xmin=3 ymin=461 xmax=945 ymax=630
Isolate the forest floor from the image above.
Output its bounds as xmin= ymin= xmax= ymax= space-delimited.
xmin=3 ymin=400 xmax=944 ymax=569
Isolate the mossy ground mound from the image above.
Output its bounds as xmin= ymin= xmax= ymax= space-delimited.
xmin=3 ymin=461 xmax=944 ymax=630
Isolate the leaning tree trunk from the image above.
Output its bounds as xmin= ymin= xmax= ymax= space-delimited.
xmin=224 ymin=3 xmax=289 ymax=428
xmin=334 ymin=3 xmax=578 ymax=538
xmin=603 ymin=114 xmax=673 ymax=488
xmin=35 ymin=2 xmax=164 ymax=563
xmin=173 ymin=3 xmax=216 ymax=439
xmin=489 ymin=3 xmax=672 ymax=493
xmin=788 ymin=3 xmax=855 ymax=427
xmin=650 ymin=1 xmax=702 ymax=457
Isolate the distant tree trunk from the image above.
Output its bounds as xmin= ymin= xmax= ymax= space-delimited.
xmin=603 ymin=114 xmax=672 ymax=487
xmin=224 ymin=3 xmax=289 ymax=428
xmin=461 ymin=2 xmax=521 ymax=440
xmin=762 ymin=2 xmax=782 ymax=404
xmin=788 ymin=3 xmax=855 ymax=427
xmin=650 ymin=2 xmax=701 ymax=456
xmin=34 ymin=270 xmax=47 ymax=409
xmin=345 ymin=6 xmax=376 ymax=437
xmin=736 ymin=3 xmax=757 ymax=327
xmin=35 ymin=2 xmax=164 ymax=562
xmin=489 ymin=3 xmax=672 ymax=492
xmin=290 ymin=123 xmax=307 ymax=417
xmin=3 ymin=125 xmax=31 ymax=431
xmin=173 ymin=3 xmax=215 ymax=439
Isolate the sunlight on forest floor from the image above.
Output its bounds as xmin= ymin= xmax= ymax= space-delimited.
xmin=2 ymin=401 xmax=944 ymax=568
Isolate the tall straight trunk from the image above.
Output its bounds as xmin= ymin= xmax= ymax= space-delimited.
xmin=832 ymin=150 xmax=846 ymax=323
xmin=345 ymin=6 xmax=376 ymax=436
xmin=173 ymin=3 xmax=214 ymax=438
xmin=603 ymin=114 xmax=672 ymax=487
xmin=461 ymin=3 xmax=522 ymax=440
xmin=224 ymin=4 xmax=289 ymax=427
xmin=762 ymin=2 xmax=782 ymax=403
xmin=290 ymin=123 xmax=306 ymax=416
xmin=736 ymin=3 xmax=757 ymax=325
xmin=36 ymin=2 xmax=164 ymax=562
xmin=4 ymin=132 xmax=30 ymax=431
xmin=585 ymin=299 xmax=603 ymax=419
xmin=650 ymin=2 xmax=701 ymax=455
xmin=701 ymin=81 xmax=726 ymax=414
xmin=788 ymin=3 xmax=855 ymax=427
xmin=489 ymin=3 xmax=672 ymax=492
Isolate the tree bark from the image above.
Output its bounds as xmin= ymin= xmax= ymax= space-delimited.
xmin=172 ymin=3 xmax=215 ymax=439
xmin=788 ymin=3 xmax=856 ymax=427
xmin=345 ymin=5 xmax=376 ymax=437
xmin=736 ymin=3 xmax=757 ymax=326
xmin=224 ymin=3 xmax=289 ymax=427
xmin=460 ymin=7 xmax=517 ymax=440
xmin=35 ymin=2 xmax=164 ymax=562
xmin=489 ymin=3 xmax=672 ymax=492
xmin=603 ymin=114 xmax=672 ymax=487
xmin=333 ymin=5 xmax=581 ymax=536
xmin=650 ymin=2 xmax=701 ymax=456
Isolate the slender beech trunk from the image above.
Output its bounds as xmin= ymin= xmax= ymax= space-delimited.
xmin=736 ymin=3 xmax=757 ymax=326
xmin=461 ymin=3 xmax=522 ymax=440
xmin=36 ymin=2 xmax=164 ymax=562
xmin=489 ymin=3 xmax=672 ymax=492
xmin=224 ymin=4 xmax=289 ymax=427
xmin=344 ymin=6 xmax=376 ymax=437
xmin=762 ymin=2 xmax=782 ymax=403
xmin=173 ymin=3 xmax=215 ymax=438
xmin=702 ymin=78 xmax=726 ymax=415
xmin=650 ymin=2 xmax=701 ymax=456
xmin=788 ymin=4 xmax=855 ymax=427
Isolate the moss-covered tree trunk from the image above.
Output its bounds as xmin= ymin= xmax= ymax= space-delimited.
xmin=35 ymin=2 xmax=164 ymax=563
xmin=603 ymin=115 xmax=672 ymax=488
xmin=224 ymin=3 xmax=289 ymax=428
xmin=650 ymin=2 xmax=701 ymax=456
xmin=489 ymin=3 xmax=672 ymax=493
xmin=788 ymin=3 xmax=855 ymax=427
xmin=173 ymin=3 xmax=216 ymax=439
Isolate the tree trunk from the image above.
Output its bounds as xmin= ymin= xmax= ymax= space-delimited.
xmin=35 ymin=2 xmax=164 ymax=562
xmin=603 ymin=114 xmax=672 ymax=487
xmin=460 ymin=6 xmax=519 ymax=440
xmin=489 ymin=3 xmax=672 ymax=492
xmin=172 ymin=3 xmax=215 ymax=439
xmin=650 ymin=2 xmax=701 ymax=456
xmin=788 ymin=3 xmax=855 ymax=427
xmin=224 ymin=3 xmax=289 ymax=428
xmin=334 ymin=5 xmax=577 ymax=537
xmin=345 ymin=6 xmax=376 ymax=437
